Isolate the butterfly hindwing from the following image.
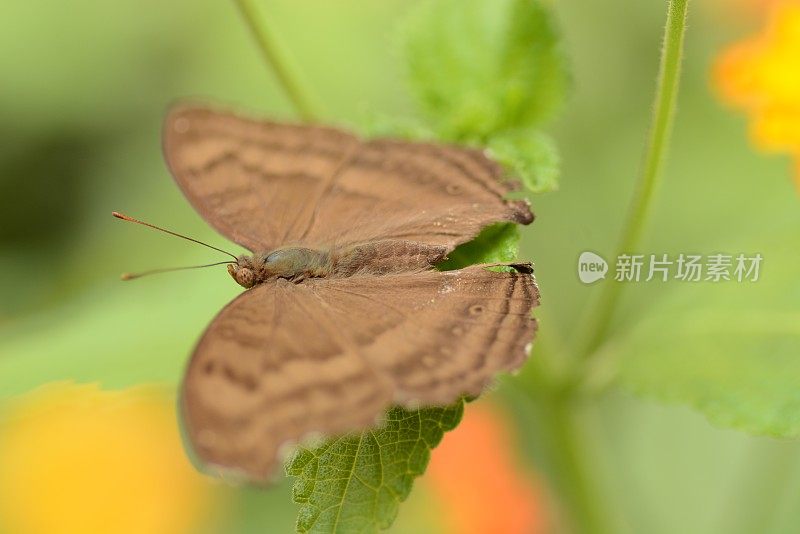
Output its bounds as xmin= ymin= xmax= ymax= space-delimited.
xmin=311 ymin=263 xmax=539 ymax=405
xmin=181 ymin=264 xmax=538 ymax=481
xmin=181 ymin=279 xmax=393 ymax=481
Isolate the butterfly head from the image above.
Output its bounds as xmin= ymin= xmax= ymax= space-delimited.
xmin=228 ymin=257 xmax=258 ymax=288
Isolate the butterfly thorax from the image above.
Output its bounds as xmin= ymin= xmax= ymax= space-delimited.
xmin=228 ymin=248 xmax=331 ymax=288
xmin=228 ymin=241 xmax=449 ymax=288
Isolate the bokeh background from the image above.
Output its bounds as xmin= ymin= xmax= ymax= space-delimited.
xmin=1 ymin=1 xmax=799 ymax=532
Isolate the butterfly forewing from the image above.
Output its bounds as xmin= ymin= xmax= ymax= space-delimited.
xmin=164 ymin=105 xmax=532 ymax=253
xmin=297 ymin=140 xmax=533 ymax=248
xmin=163 ymin=105 xmax=360 ymax=251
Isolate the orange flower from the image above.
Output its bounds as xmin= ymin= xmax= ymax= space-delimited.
xmin=0 ymin=383 xmax=223 ymax=534
xmin=423 ymin=402 xmax=547 ymax=534
xmin=714 ymin=0 xmax=800 ymax=189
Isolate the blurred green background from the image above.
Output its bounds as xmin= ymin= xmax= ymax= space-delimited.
xmin=2 ymin=1 xmax=799 ymax=532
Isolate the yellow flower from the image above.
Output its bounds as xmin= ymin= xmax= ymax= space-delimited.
xmin=714 ymin=1 xmax=800 ymax=189
xmin=0 ymin=383 xmax=223 ymax=534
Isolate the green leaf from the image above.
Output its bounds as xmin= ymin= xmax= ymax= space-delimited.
xmin=285 ymin=2 xmax=558 ymax=529
xmin=0 ymin=275 xmax=238 ymax=400
xmin=285 ymin=223 xmax=521 ymax=532
xmin=286 ymin=402 xmax=463 ymax=533
xmin=438 ymin=222 xmax=522 ymax=270
xmin=610 ymin=219 xmax=800 ymax=436
xmin=354 ymin=110 xmax=436 ymax=142
xmin=355 ymin=111 xmax=560 ymax=194
xmin=486 ymin=129 xmax=560 ymax=193
xmin=404 ymin=0 xmax=569 ymax=141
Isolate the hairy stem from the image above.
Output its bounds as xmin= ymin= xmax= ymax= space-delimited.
xmin=513 ymin=2 xmax=691 ymax=531
xmin=575 ymin=0 xmax=690 ymax=362
xmin=233 ymin=0 xmax=320 ymax=121
xmin=539 ymin=400 xmax=614 ymax=534
xmin=506 ymin=380 xmax=616 ymax=534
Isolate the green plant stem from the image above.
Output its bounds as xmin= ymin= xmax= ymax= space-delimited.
xmin=506 ymin=380 xmax=615 ymax=534
xmin=233 ymin=0 xmax=320 ymax=121
xmin=538 ymin=399 xmax=613 ymax=534
xmin=512 ymin=3 xmax=691 ymax=531
xmin=575 ymin=0 xmax=690 ymax=363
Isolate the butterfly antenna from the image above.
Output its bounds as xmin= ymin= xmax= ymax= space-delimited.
xmin=112 ymin=211 xmax=239 ymax=261
xmin=120 ymin=261 xmax=236 ymax=281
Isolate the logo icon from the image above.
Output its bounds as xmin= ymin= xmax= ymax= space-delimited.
xmin=578 ymin=251 xmax=608 ymax=284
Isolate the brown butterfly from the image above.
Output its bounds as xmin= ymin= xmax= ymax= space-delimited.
xmin=118 ymin=104 xmax=539 ymax=483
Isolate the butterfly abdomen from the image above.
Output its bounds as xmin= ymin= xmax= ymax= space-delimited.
xmin=331 ymin=241 xmax=448 ymax=277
